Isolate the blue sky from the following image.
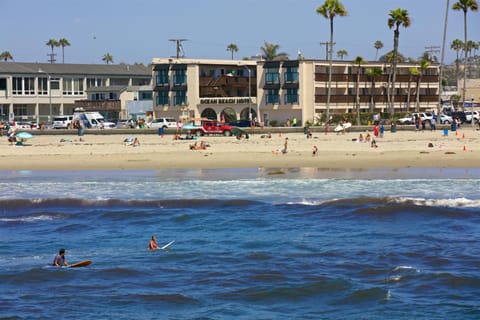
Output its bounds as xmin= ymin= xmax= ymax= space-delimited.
xmin=1 ymin=0 xmax=478 ymax=65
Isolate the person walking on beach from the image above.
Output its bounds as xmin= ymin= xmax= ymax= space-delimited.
xmin=282 ymin=137 xmax=288 ymax=154
xmin=149 ymin=235 xmax=159 ymax=250
xmin=53 ymin=248 xmax=68 ymax=267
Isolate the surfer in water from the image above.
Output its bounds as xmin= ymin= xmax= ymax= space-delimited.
xmin=149 ymin=236 xmax=159 ymax=250
xmin=53 ymin=248 xmax=68 ymax=267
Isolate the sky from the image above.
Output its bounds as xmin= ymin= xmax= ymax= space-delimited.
xmin=1 ymin=0 xmax=479 ymax=65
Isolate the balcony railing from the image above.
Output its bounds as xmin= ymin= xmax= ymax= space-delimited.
xmin=74 ymin=99 xmax=121 ymax=111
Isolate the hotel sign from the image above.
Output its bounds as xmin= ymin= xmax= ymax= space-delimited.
xmin=200 ymin=97 xmax=255 ymax=105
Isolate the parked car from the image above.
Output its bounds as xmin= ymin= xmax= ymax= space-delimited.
xmin=11 ymin=121 xmax=37 ymax=130
xmin=397 ymin=112 xmax=434 ymax=125
xmin=148 ymin=118 xmax=177 ymax=129
xmin=448 ymin=111 xmax=467 ymax=124
xmin=228 ymin=120 xmax=260 ymax=127
xmin=116 ymin=119 xmax=137 ymax=129
xmin=189 ymin=120 xmax=233 ymax=136
xmin=464 ymin=111 xmax=479 ymax=123
xmin=53 ymin=115 xmax=74 ymax=129
xmin=439 ymin=114 xmax=453 ymax=124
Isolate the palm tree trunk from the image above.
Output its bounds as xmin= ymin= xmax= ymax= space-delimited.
xmin=415 ymin=75 xmax=422 ymax=112
xmin=438 ymin=0 xmax=449 ymax=116
xmin=356 ymin=68 xmax=361 ymax=125
xmin=462 ymin=10 xmax=467 ymax=104
xmin=326 ymin=17 xmax=334 ymax=123
xmin=407 ymin=75 xmax=412 ymax=112
xmin=391 ymin=28 xmax=400 ymax=118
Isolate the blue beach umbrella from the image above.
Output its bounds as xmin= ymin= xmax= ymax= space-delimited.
xmin=15 ymin=132 xmax=34 ymax=140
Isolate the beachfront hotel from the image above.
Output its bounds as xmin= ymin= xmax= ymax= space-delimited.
xmin=151 ymin=57 xmax=441 ymax=126
xmin=0 ymin=62 xmax=151 ymax=124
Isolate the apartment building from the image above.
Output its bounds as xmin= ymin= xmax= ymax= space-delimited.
xmin=151 ymin=57 xmax=439 ymax=126
xmin=0 ymin=62 xmax=151 ymax=123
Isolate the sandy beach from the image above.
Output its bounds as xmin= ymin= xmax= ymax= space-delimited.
xmin=0 ymin=127 xmax=478 ymax=171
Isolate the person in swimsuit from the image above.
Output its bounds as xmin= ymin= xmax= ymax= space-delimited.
xmin=53 ymin=248 xmax=68 ymax=267
xmin=149 ymin=236 xmax=159 ymax=250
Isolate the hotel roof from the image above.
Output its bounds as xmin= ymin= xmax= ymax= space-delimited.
xmin=0 ymin=62 xmax=151 ymax=76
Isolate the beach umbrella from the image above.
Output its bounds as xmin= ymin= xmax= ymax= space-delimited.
xmin=15 ymin=132 xmax=34 ymax=140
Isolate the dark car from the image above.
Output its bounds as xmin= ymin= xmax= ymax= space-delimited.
xmin=449 ymin=111 xmax=467 ymax=124
xmin=228 ymin=120 xmax=259 ymax=127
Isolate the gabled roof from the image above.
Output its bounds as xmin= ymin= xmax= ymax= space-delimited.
xmin=0 ymin=62 xmax=151 ymax=77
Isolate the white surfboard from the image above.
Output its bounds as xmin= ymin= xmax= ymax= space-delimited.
xmin=161 ymin=240 xmax=175 ymax=250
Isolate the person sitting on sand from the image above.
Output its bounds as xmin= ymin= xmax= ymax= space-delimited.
xmin=365 ymin=133 xmax=371 ymax=143
xmin=124 ymin=137 xmax=140 ymax=146
xmin=371 ymin=139 xmax=378 ymax=148
xmin=149 ymin=236 xmax=159 ymax=250
xmin=312 ymin=145 xmax=318 ymax=156
xmin=358 ymin=133 xmax=364 ymax=143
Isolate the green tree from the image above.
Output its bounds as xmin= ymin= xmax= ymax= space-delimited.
xmin=407 ymin=67 xmax=419 ymax=112
xmin=452 ymin=0 xmax=478 ymax=102
xmin=336 ymin=49 xmax=348 ymax=60
xmin=0 ymin=51 xmax=14 ymax=62
xmin=226 ymin=43 xmax=239 ymax=60
xmin=259 ymin=41 xmax=288 ymax=61
xmin=353 ymin=56 xmax=366 ymax=125
xmin=102 ymin=53 xmax=114 ymax=64
xmin=316 ymin=0 xmax=348 ymax=123
xmin=374 ymin=40 xmax=384 ymax=60
xmin=58 ymin=38 xmax=71 ymax=64
xmin=415 ymin=59 xmax=430 ymax=112
xmin=387 ymin=7 xmax=411 ymax=116
xmin=450 ymin=38 xmax=464 ymax=79
xmin=46 ymin=39 xmax=59 ymax=63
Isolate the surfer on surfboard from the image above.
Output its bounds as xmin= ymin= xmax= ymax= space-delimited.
xmin=149 ymin=235 xmax=160 ymax=250
xmin=53 ymin=248 xmax=68 ymax=267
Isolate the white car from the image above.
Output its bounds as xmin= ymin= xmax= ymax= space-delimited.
xmin=148 ymin=118 xmax=177 ymax=129
xmin=397 ymin=112 xmax=434 ymax=125
xmin=53 ymin=115 xmax=74 ymax=129
xmin=464 ymin=111 xmax=479 ymax=123
xmin=439 ymin=114 xmax=453 ymax=124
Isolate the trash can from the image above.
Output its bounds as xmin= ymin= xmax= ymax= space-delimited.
xmin=158 ymin=127 xmax=164 ymax=135
xmin=451 ymin=123 xmax=457 ymax=132
xmin=443 ymin=128 xmax=448 ymax=136
xmin=390 ymin=123 xmax=397 ymax=133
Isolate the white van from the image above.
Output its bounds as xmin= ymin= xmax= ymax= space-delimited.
xmin=73 ymin=109 xmax=116 ymax=129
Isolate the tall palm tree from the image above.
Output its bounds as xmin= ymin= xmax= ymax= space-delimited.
xmin=387 ymin=8 xmax=411 ymax=117
xmin=366 ymin=67 xmax=382 ymax=112
xmin=0 ymin=51 xmax=14 ymax=62
xmin=450 ymin=39 xmax=464 ymax=79
xmin=102 ymin=53 xmax=114 ymax=64
xmin=353 ymin=56 xmax=366 ymax=125
xmin=336 ymin=49 xmax=348 ymax=60
xmin=46 ymin=39 xmax=59 ymax=63
xmin=317 ymin=0 xmax=348 ymax=123
xmin=58 ymin=38 xmax=71 ymax=64
xmin=452 ymin=0 xmax=478 ymax=103
xmin=226 ymin=43 xmax=239 ymax=60
xmin=415 ymin=59 xmax=430 ymax=111
xmin=374 ymin=40 xmax=384 ymax=60
xmin=259 ymin=41 xmax=288 ymax=61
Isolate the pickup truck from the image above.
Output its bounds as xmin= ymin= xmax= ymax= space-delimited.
xmin=189 ymin=120 xmax=233 ymax=136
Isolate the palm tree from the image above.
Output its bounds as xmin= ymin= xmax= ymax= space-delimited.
xmin=46 ymin=39 xmax=59 ymax=63
xmin=374 ymin=40 xmax=384 ymax=60
xmin=387 ymin=7 xmax=411 ymax=116
xmin=336 ymin=49 xmax=348 ymax=60
xmin=0 ymin=51 xmax=14 ymax=62
xmin=415 ymin=59 xmax=430 ymax=111
xmin=452 ymin=0 xmax=479 ymax=103
xmin=102 ymin=53 xmax=114 ymax=64
xmin=407 ymin=67 xmax=419 ymax=112
xmin=317 ymin=0 xmax=348 ymax=123
xmin=366 ymin=67 xmax=382 ymax=112
xmin=226 ymin=43 xmax=239 ymax=60
xmin=465 ymin=40 xmax=479 ymax=77
xmin=58 ymin=38 xmax=71 ymax=64
xmin=259 ymin=41 xmax=288 ymax=61
xmin=353 ymin=56 xmax=366 ymax=125
xmin=451 ymin=39 xmax=464 ymax=79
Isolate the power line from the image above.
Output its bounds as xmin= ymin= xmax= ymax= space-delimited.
xmin=169 ymin=39 xmax=188 ymax=59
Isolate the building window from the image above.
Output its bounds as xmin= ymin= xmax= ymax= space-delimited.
xmin=156 ymin=92 xmax=169 ymax=106
xmin=63 ymin=78 xmax=84 ymax=95
xmin=13 ymin=105 xmax=28 ymax=116
xmin=173 ymin=70 xmax=186 ymax=85
xmin=12 ymin=77 xmax=34 ymax=95
xmin=266 ymin=68 xmax=280 ymax=84
xmin=174 ymin=90 xmax=187 ymax=105
xmin=38 ymin=78 xmax=48 ymax=95
xmin=156 ymin=70 xmax=169 ymax=86
xmin=284 ymin=67 xmax=298 ymax=83
xmin=87 ymin=78 xmax=105 ymax=88
xmin=284 ymin=88 xmax=298 ymax=103
xmin=139 ymin=91 xmax=152 ymax=100
xmin=266 ymin=89 xmax=279 ymax=104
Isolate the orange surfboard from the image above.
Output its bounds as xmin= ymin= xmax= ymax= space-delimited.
xmin=68 ymin=260 xmax=92 ymax=268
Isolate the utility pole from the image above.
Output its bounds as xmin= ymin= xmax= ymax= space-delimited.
xmin=169 ymin=39 xmax=188 ymax=59
xmin=47 ymin=52 xmax=56 ymax=64
xmin=319 ymin=41 xmax=335 ymax=61
xmin=424 ymin=45 xmax=440 ymax=61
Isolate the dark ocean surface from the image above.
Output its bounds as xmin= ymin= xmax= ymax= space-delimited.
xmin=1 ymin=168 xmax=480 ymax=319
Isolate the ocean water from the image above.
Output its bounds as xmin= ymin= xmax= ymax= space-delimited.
xmin=1 ymin=168 xmax=480 ymax=320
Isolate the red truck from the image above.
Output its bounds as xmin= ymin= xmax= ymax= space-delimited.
xmin=190 ymin=120 xmax=233 ymax=136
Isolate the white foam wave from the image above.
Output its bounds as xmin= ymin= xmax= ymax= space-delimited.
xmin=0 ymin=215 xmax=56 ymax=223
xmin=392 ymin=197 xmax=480 ymax=208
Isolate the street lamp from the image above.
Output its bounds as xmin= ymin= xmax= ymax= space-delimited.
xmin=471 ymin=96 xmax=475 ymax=129
xmin=38 ymin=69 xmax=52 ymax=126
